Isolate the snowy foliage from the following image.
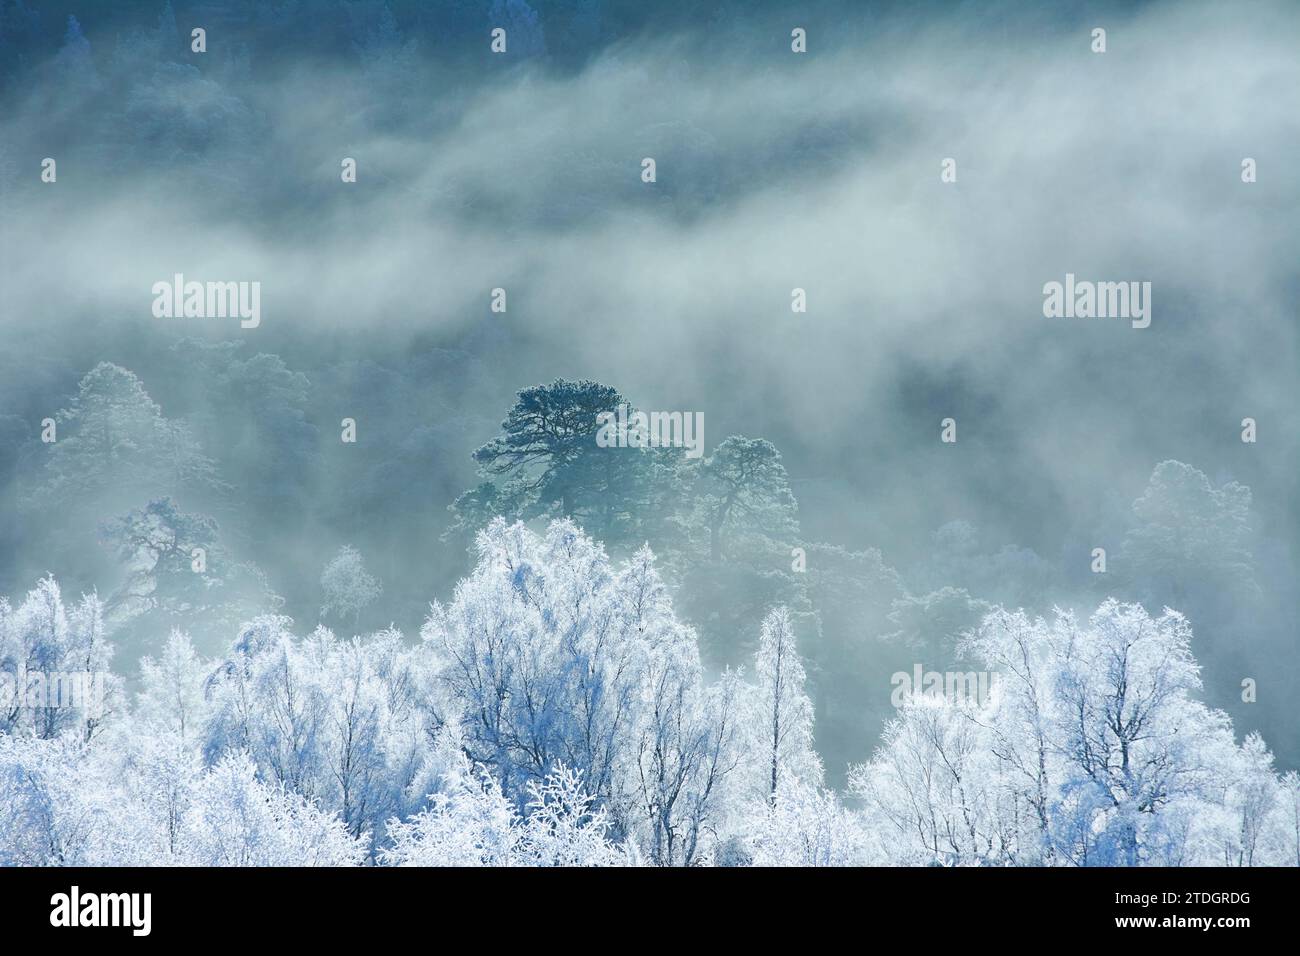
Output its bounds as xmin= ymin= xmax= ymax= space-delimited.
xmin=0 ymin=522 xmax=1293 ymax=866
xmin=851 ymin=600 xmax=1297 ymax=867
xmin=380 ymin=756 xmax=622 ymax=867
xmin=179 ymin=752 xmax=367 ymax=866
xmin=742 ymin=778 xmax=874 ymax=866
xmin=319 ymin=544 xmax=383 ymax=625
xmin=422 ymin=519 xmax=741 ymax=864
xmin=740 ymin=606 xmax=822 ymax=801
xmin=0 ymin=576 xmax=123 ymax=741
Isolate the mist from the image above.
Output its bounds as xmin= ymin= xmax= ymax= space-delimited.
xmin=1 ymin=0 xmax=1296 ymax=783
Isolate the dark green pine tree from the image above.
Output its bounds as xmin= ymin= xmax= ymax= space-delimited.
xmin=452 ymin=379 xmax=681 ymax=554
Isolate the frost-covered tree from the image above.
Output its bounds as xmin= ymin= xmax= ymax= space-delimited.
xmin=744 ymin=778 xmax=874 ymax=866
xmin=381 ymin=756 xmax=622 ymax=867
xmin=744 ymin=606 xmax=821 ymax=802
xmin=179 ymin=752 xmax=365 ymax=866
xmin=1222 ymin=733 xmax=1282 ymax=867
xmin=851 ymin=693 xmax=1003 ymax=865
xmin=0 ymin=735 xmax=118 ymax=865
xmin=201 ymin=616 xmax=323 ymax=794
xmin=121 ymin=731 xmax=200 ymax=859
xmin=3 ymin=573 xmax=1292 ymax=868
xmin=1049 ymin=601 xmax=1225 ymax=866
xmin=200 ymin=618 xmax=434 ymax=852
xmin=957 ymin=607 xmax=1058 ymax=863
xmin=319 ymin=545 xmax=383 ymax=627
xmin=849 ymin=600 xmax=1291 ymax=867
xmin=314 ymin=628 xmax=431 ymax=840
xmin=517 ymin=763 xmax=624 ymax=866
xmin=0 ymin=576 xmax=122 ymax=741
xmin=135 ymin=629 xmax=209 ymax=744
xmin=1280 ymin=772 xmax=1300 ymax=867
xmin=380 ymin=754 xmax=522 ymax=866
xmin=629 ymin=642 xmax=741 ymax=866
xmin=423 ymin=518 xmax=742 ymax=864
